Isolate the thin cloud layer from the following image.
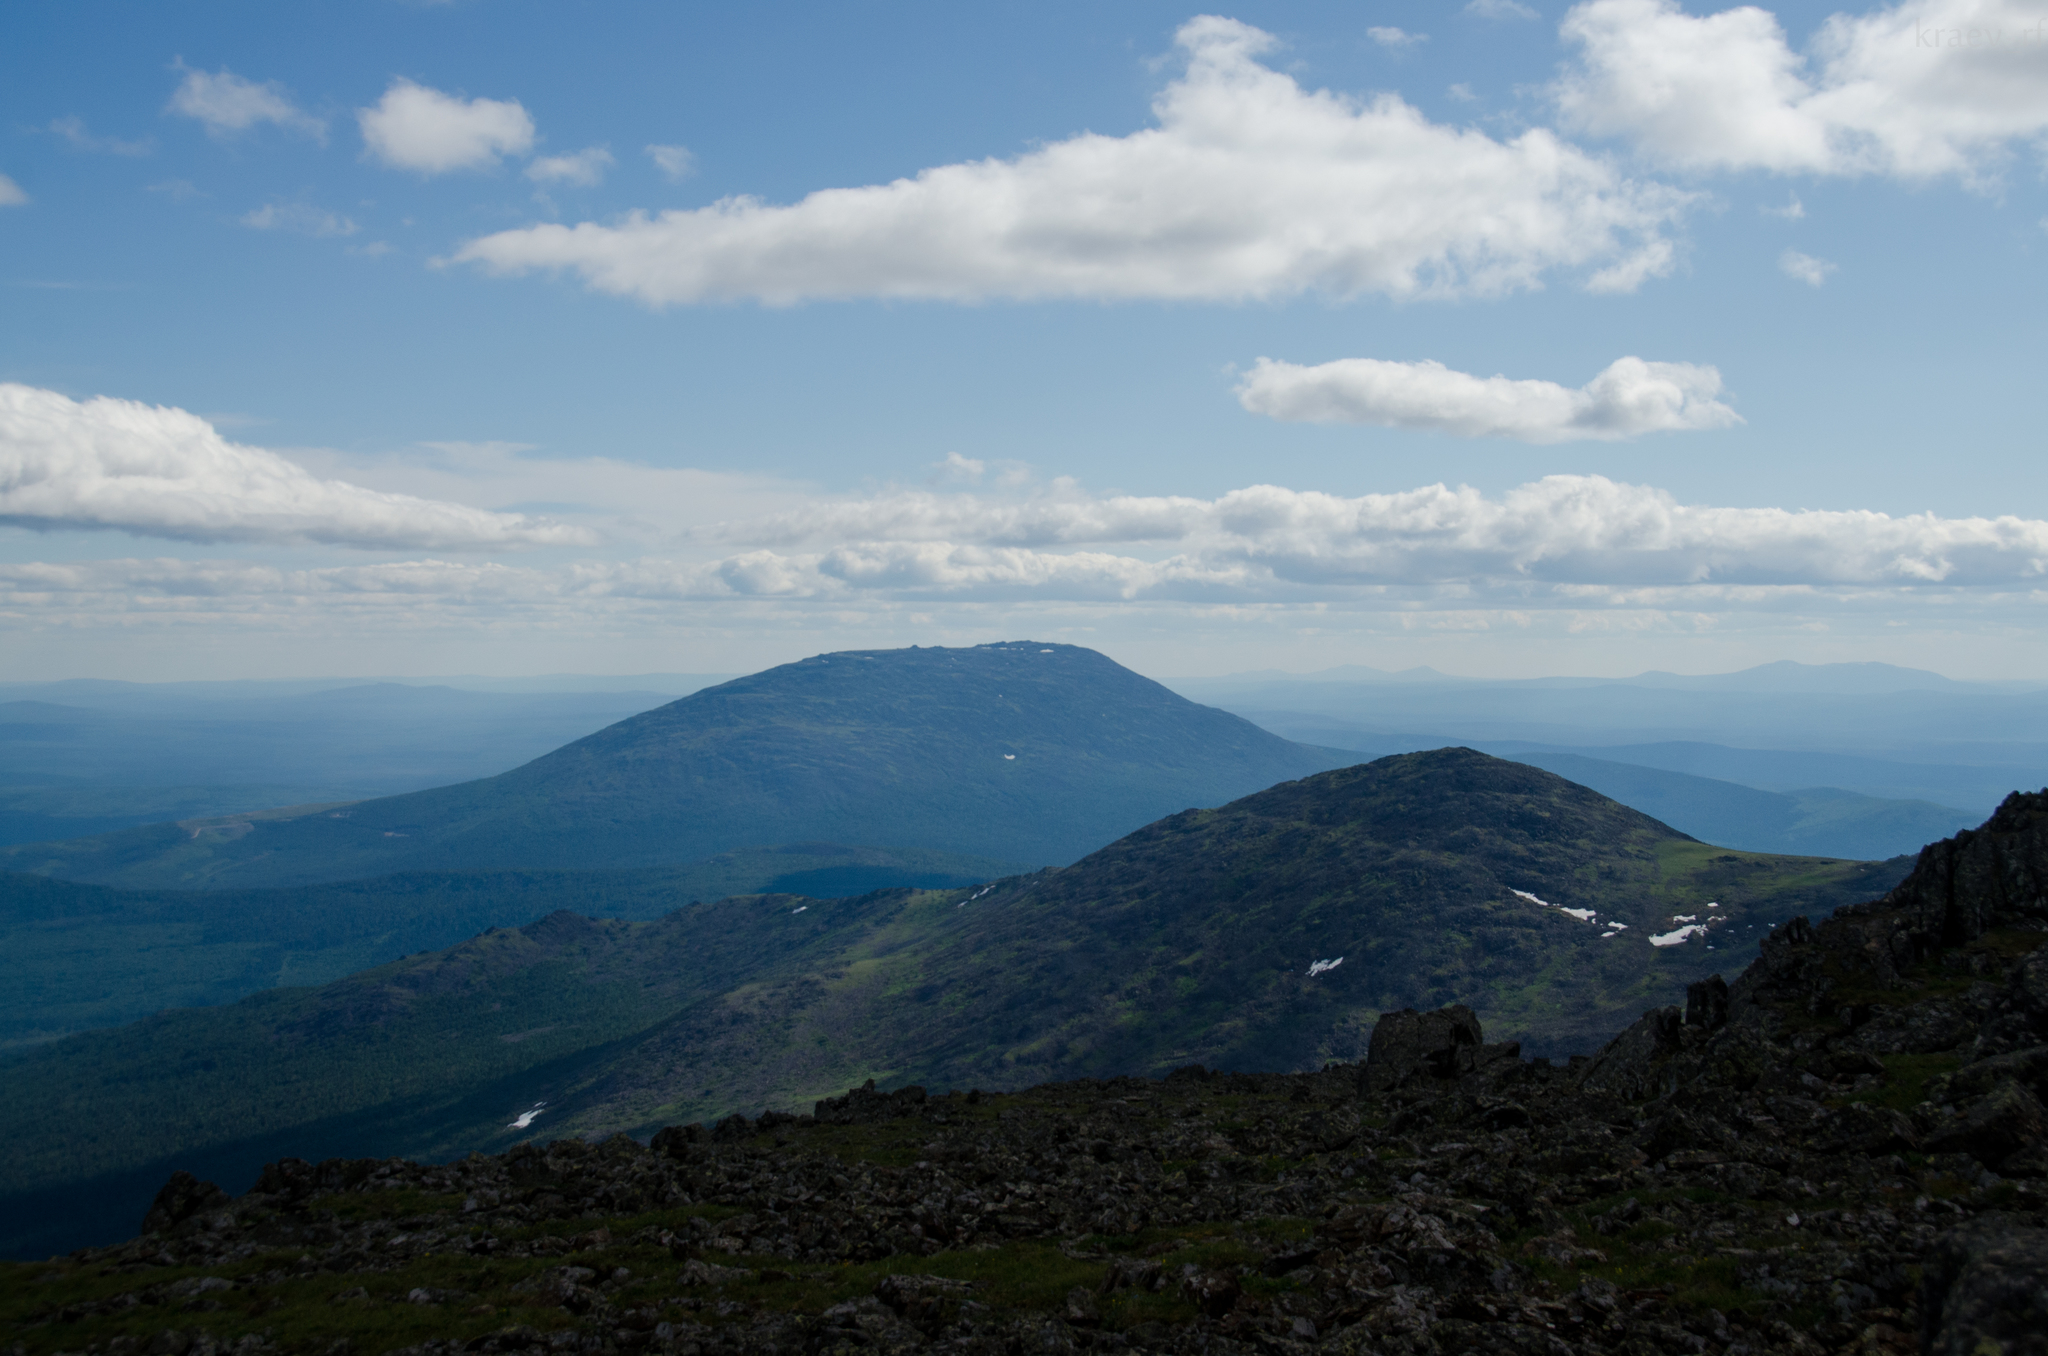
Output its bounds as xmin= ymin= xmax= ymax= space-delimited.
xmin=9 ymin=477 xmax=2048 ymax=624
xmin=167 ymin=63 xmax=326 ymax=141
xmin=1234 ymin=355 xmax=1742 ymax=442
xmin=358 ymin=79 xmax=535 ymax=173
xmin=1555 ymin=0 xmax=2048 ymax=179
xmin=0 ymin=384 xmax=590 ymax=550
xmin=0 ymin=174 xmax=26 ymax=207
xmin=454 ymin=17 xmax=1686 ymax=305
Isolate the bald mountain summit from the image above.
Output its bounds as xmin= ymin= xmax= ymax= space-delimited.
xmin=0 ymin=644 xmax=1353 ymax=892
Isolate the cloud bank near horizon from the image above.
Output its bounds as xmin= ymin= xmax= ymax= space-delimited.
xmin=7 ymin=477 xmax=2046 ymax=622
xmin=0 ymin=384 xmax=591 ymax=550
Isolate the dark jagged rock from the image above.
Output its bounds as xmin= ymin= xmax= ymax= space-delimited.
xmin=139 ymin=1172 xmax=233 ymax=1237
xmin=9 ymin=795 xmax=2048 ymax=1356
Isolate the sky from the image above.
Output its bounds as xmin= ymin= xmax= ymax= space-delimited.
xmin=2 ymin=0 xmax=2046 ymax=681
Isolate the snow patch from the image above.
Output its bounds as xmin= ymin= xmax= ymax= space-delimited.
xmin=791 ymin=905 xmax=807 ymax=914
xmin=1306 ymin=957 xmax=1344 ymax=977
xmin=1671 ymin=914 xmax=1697 ymax=923
xmin=1511 ymin=888 xmax=1599 ymax=926
xmin=1649 ymin=925 xmax=1709 ymax=947
xmin=508 ymin=1101 xmax=546 ymax=1130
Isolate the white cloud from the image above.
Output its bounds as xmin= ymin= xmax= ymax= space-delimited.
xmin=1234 ymin=355 xmax=1741 ymax=441
xmin=1554 ymin=0 xmax=2048 ymax=180
xmin=167 ymin=63 xmax=325 ymax=140
xmin=454 ymin=17 xmax=1687 ymax=305
xmin=688 ymin=475 xmax=2048 ymax=594
xmin=646 ymin=144 xmax=696 ymax=181
xmin=0 ymin=174 xmax=26 ymax=207
xmin=1761 ymin=192 xmax=1805 ymax=219
xmin=242 ymin=202 xmax=359 ymax=237
xmin=9 ymin=476 xmax=2047 ymax=620
xmin=1779 ymin=248 xmax=1836 ymax=284
xmin=46 ymin=116 xmax=153 ymax=156
xmin=526 ymin=146 xmax=614 ymax=187
xmin=357 ymin=79 xmax=534 ymax=173
xmin=0 ymin=384 xmax=590 ymax=550
xmin=1368 ymin=26 xmax=1428 ymax=49
xmin=1467 ymin=0 xmax=1541 ymax=17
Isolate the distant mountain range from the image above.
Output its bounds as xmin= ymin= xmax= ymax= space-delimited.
xmin=1173 ymin=660 xmax=2046 ymax=845
xmin=1228 ymin=712 xmax=1979 ymax=859
xmin=0 ymin=748 xmax=1909 ymax=1259
xmin=0 ymin=644 xmax=1352 ymax=890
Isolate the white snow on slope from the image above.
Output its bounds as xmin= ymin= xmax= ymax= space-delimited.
xmin=1511 ymin=887 xmax=1600 ymax=926
xmin=1649 ymin=924 xmax=1709 ymax=947
xmin=1307 ymin=957 xmax=1345 ymax=977
xmin=508 ymin=1101 xmax=546 ymax=1130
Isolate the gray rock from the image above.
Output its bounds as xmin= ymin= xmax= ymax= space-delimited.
xmin=1927 ymin=1079 xmax=2048 ymax=1167
xmin=1922 ymin=1218 xmax=2048 ymax=1356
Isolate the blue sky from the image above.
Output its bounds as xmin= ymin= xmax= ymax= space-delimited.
xmin=3 ymin=0 xmax=2046 ymax=680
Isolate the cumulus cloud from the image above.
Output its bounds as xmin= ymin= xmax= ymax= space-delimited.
xmin=167 ymin=62 xmax=325 ymax=140
xmin=358 ymin=79 xmax=534 ymax=173
xmin=645 ymin=144 xmax=696 ymax=181
xmin=242 ymin=202 xmax=359 ymax=237
xmin=453 ymin=17 xmax=1686 ymax=305
xmin=1468 ymin=0 xmax=1540 ymax=17
xmin=1234 ymin=355 xmax=1741 ymax=441
xmin=526 ymin=146 xmax=614 ymax=187
xmin=1779 ymin=248 xmax=1836 ymax=284
xmin=1554 ymin=0 xmax=2048 ymax=180
xmin=0 ymin=384 xmax=590 ymax=550
xmin=0 ymin=174 xmax=26 ymax=207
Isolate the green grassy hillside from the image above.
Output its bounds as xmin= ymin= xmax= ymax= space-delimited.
xmin=0 ymin=750 xmax=1911 ymax=1259
xmin=0 ymin=643 xmax=1352 ymax=892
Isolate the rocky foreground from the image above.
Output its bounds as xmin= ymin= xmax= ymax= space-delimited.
xmin=8 ymin=797 xmax=2048 ymax=1356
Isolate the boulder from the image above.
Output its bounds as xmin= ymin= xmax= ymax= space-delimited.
xmin=140 ymin=1169 xmax=231 ymax=1236
xmin=1362 ymin=1004 xmax=1483 ymax=1094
